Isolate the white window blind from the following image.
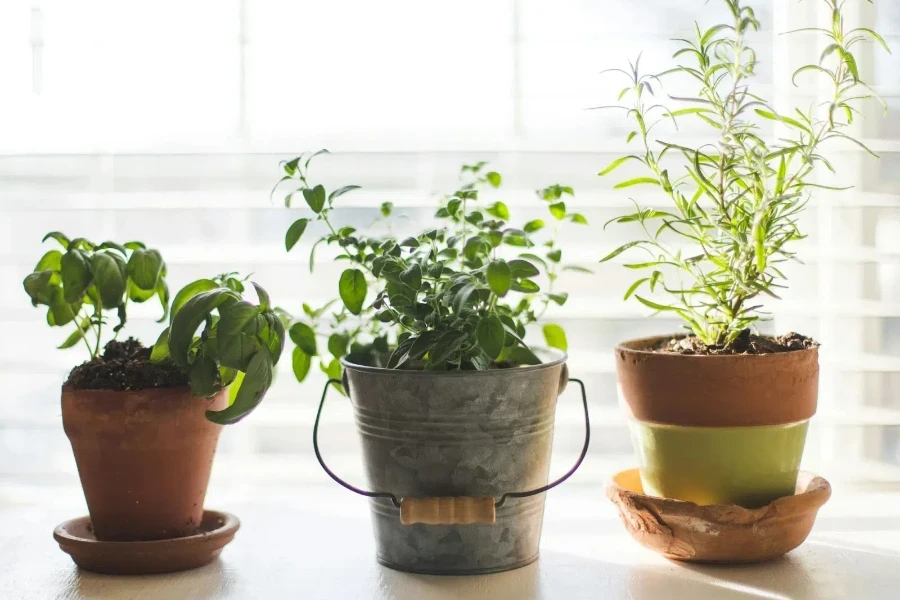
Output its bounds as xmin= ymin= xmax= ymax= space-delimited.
xmin=1 ymin=0 xmax=899 ymax=505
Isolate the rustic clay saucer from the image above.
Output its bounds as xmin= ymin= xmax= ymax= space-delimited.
xmin=606 ymin=469 xmax=830 ymax=563
xmin=53 ymin=510 xmax=239 ymax=575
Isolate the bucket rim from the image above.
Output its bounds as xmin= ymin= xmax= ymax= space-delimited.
xmin=341 ymin=347 xmax=567 ymax=376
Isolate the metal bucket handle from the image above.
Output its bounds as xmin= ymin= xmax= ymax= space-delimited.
xmin=312 ymin=368 xmax=591 ymax=525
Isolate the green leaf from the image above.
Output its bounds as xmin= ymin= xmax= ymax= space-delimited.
xmin=542 ymin=324 xmax=567 ymax=351
xmin=486 ymin=202 xmax=510 ymax=220
xmin=124 ymin=241 xmax=146 ymax=251
xmin=48 ymin=286 xmax=77 ymax=326
xmin=292 ymin=347 xmax=313 ymax=382
xmin=303 ymin=184 xmax=327 ymax=213
xmin=564 ymin=265 xmax=594 ymax=274
xmin=319 ymin=358 xmax=344 ymax=395
xmin=381 ymin=201 xmax=394 ymax=217
xmin=547 ymin=249 xmax=562 ymax=263
xmin=170 ymin=279 xmax=219 ymax=322
xmin=549 ymin=292 xmax=569 ymax=306
xmin=90 ymin=252 xmax=127 ymax=308
xmin=34 ymin=250 xmax=62 ymax=273
xmin=42 ymin=232 xmax=70 ymax=249
xmin=486 ymin=261 xmax=511 ymax=297
xmin=599 ymin=241 xmax=643 ymax=262
xmin=634 ymin=295 xmax=677 ymax=312
xmin=60 ymin=249 xmax=92 ymax=303
xmin=285 ymin=218 xmax=309 ymax=251
xmin=429 ymin=330 xmax=468 ymax=365
xmin=754 ymin=109 xmax=809 ymax=132
xmin=568 ymin=213 xmax=588 ymax=225
xmin=168 ymin=288 xmax=238 ymax=367
xmin=309 ymin=238 xmax=324 ymax=273
xmin=624 ymin=277 xmax=649 ymax=300
xmin=851 ymin=27 xmax=892 ymax=54
xmin=508 ymin=259 xmax=539 ymax=279
xmin=150 ymin=327 xmax=171 ymax=363
xmin=97 ymin=241 xmax=127 ymax=254
xmin=23 ymin=270 xmax=54 ymax=306
xmin=126 ymin=248 xmax=163 ymax=291
xmin=339 ymin=269 xmax=367 ymax=315
xmin=155 ymin=278 xmax=170 ymax=322
xmin=329 ymin=185 xmax=361 ymax=202
xmin=507 ymin=345 xmax=542 ymax=366
xmin=400 ymin=263 xmax=422 ymax=290
xmin=613 ymin=177 xmax=660 ymax=189
xmin=477 ymin=314 xmax=505 ymax=360
xmin=409 ymin=330 xmax=442 ymax=360
xmin=206 ymin=347 xmax=274 ymax=424
xmin=217 ymin=302 xmax=265 ymax=370
xmin=451 ymin=283 xmax=478 ymax=314
xmin=252 ymin=282 xmax=270 ymax=311
xmin=549 ymin=202 xmax=566 ymax=220
xmin=598 ymin=155 xmax=640 ymax=176
xmin=289 ymin=322 xmax=318 ymax=355
xmin=387 ymin=336 xmax=416 ymax=369
xmin=524 ymin=219 xmax=545 ymax=233
xmin=510 ymin=279 xmax=540 ymax=293
xmin=58 ymin=317 xmax=92 ymax=350
xmin=189 ymin=354 xmax=220 ymax=398
xmin=486 ymin=171 xmax=502 ymax=187
xmin=328 ymin=333 xmax=349 ymax=359
xmin=518 ymin=253 xmax=548 ymax=271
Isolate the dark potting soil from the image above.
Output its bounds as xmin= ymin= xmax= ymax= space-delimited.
xmin=66 ymin=338 xmax=189 ymax=391
xmin=657 ymin=329 xmax=818 ymax=356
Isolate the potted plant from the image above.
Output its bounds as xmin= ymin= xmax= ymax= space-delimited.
xmin=24 ymin=235 xmax=284 ymax=543
xmin=272 ymin=154 xmax=592 ymax=574
xmin=597 ymin=0 xmax=887 ymax=508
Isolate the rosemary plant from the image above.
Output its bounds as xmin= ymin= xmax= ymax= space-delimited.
xmin=598 ymin=0 xmax=888 ymax=345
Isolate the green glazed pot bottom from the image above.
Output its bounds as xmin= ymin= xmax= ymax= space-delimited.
xmin=629 ymin=420 xmax=810 ymax=508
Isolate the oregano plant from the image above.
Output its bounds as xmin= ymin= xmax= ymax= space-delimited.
xmin=597 ymin=0 xmax=888 ymax=346
xmin=272 ymin=152 xmax=590 ymax=383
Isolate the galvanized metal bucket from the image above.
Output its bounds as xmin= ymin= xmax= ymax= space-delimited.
xmin=313 ymin=349 xmax=590 ymax=575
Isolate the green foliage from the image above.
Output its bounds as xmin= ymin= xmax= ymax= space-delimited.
xmin=24 ymin=235 xmax=283 ymax=424
xmin=598 ymin=0 xmax=887 ymax=345
xmin=23 ymin=235 xmax=169 ymax=358
xmin=271 ymin=152 xmax=587 ymax=381
xmin=154 ymin=280 xmax=284 ymax=424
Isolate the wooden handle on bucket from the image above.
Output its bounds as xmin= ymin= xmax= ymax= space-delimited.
xmin=399 ymin=497 xmax=496 ymax=525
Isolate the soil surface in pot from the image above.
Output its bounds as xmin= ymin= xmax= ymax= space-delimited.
xmin=66 ymin=339 xmax=188 ymax=391
xmin=657 ymin=329 xmax=817 ymax=356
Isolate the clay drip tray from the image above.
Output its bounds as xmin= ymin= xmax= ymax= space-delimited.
xmin=54 ymin=510 xmax=239 ymax=575
xmin=606 ymin=469 xmax=830 ymax=563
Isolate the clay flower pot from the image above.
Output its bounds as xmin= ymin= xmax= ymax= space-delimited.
xmin=615 ymin=336 xmax=818 ymax=508
xmin=606 ymin=468 xmax=831 ymax=563
xmin=61 ymin=385 xmax=227 ymax=541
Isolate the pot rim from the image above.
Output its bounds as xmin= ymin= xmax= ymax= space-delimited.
xmin=615 ymin=334 xmax=819 ymax=359
xmin=341 ymin=346 xmax=567 ymax=376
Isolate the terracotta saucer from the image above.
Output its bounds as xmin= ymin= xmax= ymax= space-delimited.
xmin=606 ymin=469 xmax=830 ymax=563
xmin=53 ymin=510 xmax=239 ymax=575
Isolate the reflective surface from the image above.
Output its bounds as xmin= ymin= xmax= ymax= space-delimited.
xmin=2 ymin=485 xmax=899 ymax=600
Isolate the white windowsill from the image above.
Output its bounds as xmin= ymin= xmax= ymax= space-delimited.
xmin=2 ymin=484 xmax=899 ymax=599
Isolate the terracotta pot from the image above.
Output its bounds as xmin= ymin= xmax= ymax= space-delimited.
xmin=615 ymin=335 xmax=818 ymax=508
xmin=61 ymin=385 xmax=227 ymax=541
